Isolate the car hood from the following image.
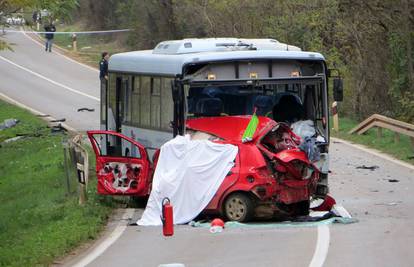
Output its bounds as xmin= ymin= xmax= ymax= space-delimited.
xmin=186 ymin=115 xmax=276 ymax=143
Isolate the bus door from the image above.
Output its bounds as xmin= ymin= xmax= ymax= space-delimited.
xmin=115 ymin=77 xmax=123 ymax=133
xmin=87 ymin=130 xmax=151 ymax=196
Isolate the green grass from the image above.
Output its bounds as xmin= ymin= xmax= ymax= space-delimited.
xmin=331 ymin=116 xmax=414 ymax=165
xmin=0 ymin=100 xmax=112 ymax=267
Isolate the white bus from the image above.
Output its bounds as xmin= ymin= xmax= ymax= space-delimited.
xmin=99 ymin=38 xmax=343 ymax=197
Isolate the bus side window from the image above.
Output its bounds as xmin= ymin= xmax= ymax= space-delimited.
xmin=161 ymin=78 xmax=174 ymax=131
xmin=151 ymin=77 xmax=161 ymax=128
xmin=131 ymin=76 xmax=141 ymax=126
xmin=140 ymin=77 xmax=151 ymax=127
xmin=122 ymin=77 xmax=132 ymax=123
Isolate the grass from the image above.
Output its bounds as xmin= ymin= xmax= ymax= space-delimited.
xmin=331 ymin=116 xmax=414 ymax=165
xmin=0 ymin=100 xmax=113 ymax=267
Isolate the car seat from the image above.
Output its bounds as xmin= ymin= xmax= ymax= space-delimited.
xmin=272 ymin=94 xmax=305 ymax=123
xmin=195 ymin=98 xmax=224 ymax=117
xmin=202 ymin=87 xmax=223 ymax=98
xmin=254 ymin=95 xmax=273 ymax=116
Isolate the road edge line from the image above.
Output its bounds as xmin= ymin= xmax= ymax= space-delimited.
xmin=331 ymin=137 xmax=414 ymax=171
xmin=309 ymin=225 xmax=330 ymax=267
xmin=71 ymin=209 xmax=135 ymax=267
xmin=0 ymin=92 xmax=78 ymax=134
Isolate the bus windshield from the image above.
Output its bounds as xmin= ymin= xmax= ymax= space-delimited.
xmin=186 ymin=80 xmax=327 ymax=136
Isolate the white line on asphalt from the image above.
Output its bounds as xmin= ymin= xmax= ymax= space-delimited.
xmin=331 ymin=137 xmax=414 ymax=171
xmin=0 ymin=55 xmax=100 ymax=102
xmin=21 ymin=29 xmax=99 ymax=73
xmin=0 ymin=92 xmax=78 ymax=133
xmin=71 ymin=209 xmax=135 ymax=267
xmin=309 ymin=225 xmax=330 ymax=267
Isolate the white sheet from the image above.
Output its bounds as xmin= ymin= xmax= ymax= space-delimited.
xmin=137 ymin=135 xmax=238 ymax=225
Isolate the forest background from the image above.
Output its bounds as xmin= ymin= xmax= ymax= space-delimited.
xmin=72 ymin=0 xmax=414 ymax=123
xmin=2 ymin=0 xmax=414 ymax=123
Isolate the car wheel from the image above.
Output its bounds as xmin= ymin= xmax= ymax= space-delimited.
xmin=224 ymin=193 xmax=254 ymax=222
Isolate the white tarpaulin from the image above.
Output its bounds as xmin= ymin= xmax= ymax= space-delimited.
xmin=137 ymin=135 xmax=238 ymax=225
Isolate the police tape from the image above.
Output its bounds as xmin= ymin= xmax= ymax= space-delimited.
xmin=3 ymin=29 xmax=131 ymax=34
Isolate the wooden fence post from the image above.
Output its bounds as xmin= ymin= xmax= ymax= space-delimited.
xmin=377 ymin=127 xmax=383 ymax=138
xmin=72 ymin=33 xmax=77 ymax=52
xmin=332 ymin=101 xmax=339 ymax=132
xmin=394 ymin=132 xmax=400 ymax=143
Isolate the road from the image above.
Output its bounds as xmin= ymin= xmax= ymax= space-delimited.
xmin=0 ymin=29 xmax=100 ymax=131
xmin=1 ymin=29 xmax=414 ymax=267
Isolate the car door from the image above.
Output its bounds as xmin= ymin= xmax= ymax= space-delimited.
xmin=87 ymin=130 xmax=151 ymax=196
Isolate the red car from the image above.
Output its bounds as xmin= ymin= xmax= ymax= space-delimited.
xmin=88 ymin=115 xmax=322 ymax=222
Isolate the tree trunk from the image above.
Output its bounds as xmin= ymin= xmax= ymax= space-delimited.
xmin=402 ymin=0 xmax=414 ymax=91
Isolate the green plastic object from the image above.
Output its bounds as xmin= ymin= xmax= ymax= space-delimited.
xmin=242 ymin=111 xmax=259 ymax=143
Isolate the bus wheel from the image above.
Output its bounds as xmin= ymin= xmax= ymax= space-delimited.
xmin=224 ymin=193 xmax=254 ymax=222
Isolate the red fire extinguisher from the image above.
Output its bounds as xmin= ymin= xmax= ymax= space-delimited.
xmin=161 ymin=197 xmax=174 ymax=236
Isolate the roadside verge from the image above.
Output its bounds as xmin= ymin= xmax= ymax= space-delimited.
xmin=0 ymin=99 xmax=112 ymax=267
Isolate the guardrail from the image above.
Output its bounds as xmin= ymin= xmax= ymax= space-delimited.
xmin=349 ymin=114 xmax=414 ymax=148
xmin=63 ymin=134 xmax=89 ymax=205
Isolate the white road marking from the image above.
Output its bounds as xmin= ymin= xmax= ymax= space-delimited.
xmin=331 ymin=137 xmax=414 ymax=171
xmin=309 ymin=225 xmax=330 ymax=267
xmin=71 ymin=209 xmax=135 ymax=267
xmin=21 ymin=29 xmax=99 ymax=73
xmin=0 ymin=92 xmax=78 ymax=133
xmin=0 ymin=55 xmax=100 ymax=101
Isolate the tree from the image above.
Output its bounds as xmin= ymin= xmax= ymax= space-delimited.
xmin=0 ymin=0 xmax=78 ymax=50
xmin=0 ymin=0 xmax=34 ymax=50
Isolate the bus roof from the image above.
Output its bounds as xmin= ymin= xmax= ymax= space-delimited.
xmin=109 ymin=39 xmax=325 ymax=76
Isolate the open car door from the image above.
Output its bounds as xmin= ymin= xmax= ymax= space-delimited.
xmin=87 ymin=130 xmax=151 ymax=196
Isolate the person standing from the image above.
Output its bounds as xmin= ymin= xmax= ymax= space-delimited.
xmin=99 ymin=52 xmax=109 ymax=81
xmin=44 ymin=22 xmax=56 ymax=52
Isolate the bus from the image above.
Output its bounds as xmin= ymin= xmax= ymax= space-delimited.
xmin=90 ymin=38 xmax=343 ymax=211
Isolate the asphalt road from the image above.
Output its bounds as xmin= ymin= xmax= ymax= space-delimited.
xmin=1 ymin=29 xmax=414 ymax=267
xmin=0 ymin=29 xmax=100 ymax=131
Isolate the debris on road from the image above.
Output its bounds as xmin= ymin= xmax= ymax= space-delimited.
xmin=77 ymin=107 xmax=95 ymax=112
xmin=375 ymin=201 xmax=402 ymax=206
xmin=209 ymin=218 xmax=225 ymax=233
xmin=356 ymin=165 xmax=379 ymax=171
xmin=51 ymin=124 xmax=66 ymax=133
xmin=0 ymin=118 xmax=19 ymax=130
xmin=188 ymin=204 xmax=355 ymax=230
xmin=50 ymin=118 xmax=66 ymax=123
xmin=311 ymin=195 xmax=336 ymax=211
xmin=387 ymin=179 xmax=400 ymax=183
xmin=1 ymin=136 xmax=24 ymax=144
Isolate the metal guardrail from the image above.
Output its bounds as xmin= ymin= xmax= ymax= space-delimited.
xmin=349 ymin=114 xmax=414 ymax=147
xmin=63 ymin=134 xmax=89 ymax=205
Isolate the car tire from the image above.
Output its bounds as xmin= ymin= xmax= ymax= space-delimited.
xmin=224 ymin=193 xmax=254 ymax=222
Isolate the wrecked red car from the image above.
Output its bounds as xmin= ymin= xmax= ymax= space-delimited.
xmin=186 ymin=116 xmax=321 ymax=221
xmin=88 ymin=115 xmax=322 ymax=222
